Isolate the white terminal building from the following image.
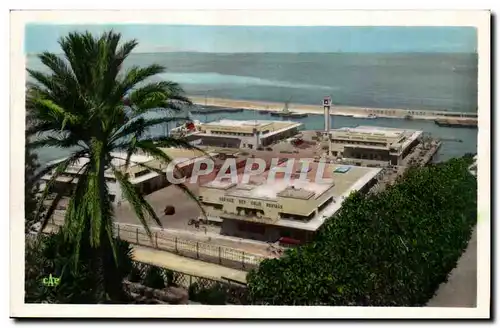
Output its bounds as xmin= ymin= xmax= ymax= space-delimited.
xmin=198 ymin=161 xmax=382 ymax=243
xmin=170 ymin=119 xmax=303 ymax=149
xmin=326 ymin=126 xmax=423 ymax=165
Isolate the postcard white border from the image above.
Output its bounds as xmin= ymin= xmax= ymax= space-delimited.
xmin=10 ymin=10 xmax=491 ymax=318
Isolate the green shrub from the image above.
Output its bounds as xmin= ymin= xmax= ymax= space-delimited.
xmin=128 ymin=265 xmax=143 ymax=283
xmin=25 ymin=232 xmax=134 ymax=304
xmin=164 ymin=269 xmax=175 ymax=286
xmin=246 ymin=156 xmax=477 ymax=306
xmin=189 ymin=282 xmax=227 ymax=305
xmin=143 ymin=267 xmax=166 ymax=289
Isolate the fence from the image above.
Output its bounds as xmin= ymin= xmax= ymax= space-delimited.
xmin=48 ymin=213 xmax=266 ymax=271
xmin=25 ymin=233 xmax=248 ymax=304
xmin=131 ymin=261 xmax=248 ymax=304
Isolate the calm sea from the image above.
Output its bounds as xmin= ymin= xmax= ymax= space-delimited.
xmin=25 ymin=52 xmax=478 ymax=164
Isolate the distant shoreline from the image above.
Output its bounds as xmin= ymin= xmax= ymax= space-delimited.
xmin=189 ymin=96 xmax=477 ymax=122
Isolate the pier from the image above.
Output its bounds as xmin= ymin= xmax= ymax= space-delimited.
xmin=190 ymin=96 xmax=477 ymax=123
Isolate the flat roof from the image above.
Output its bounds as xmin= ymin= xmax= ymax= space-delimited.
xmin=200 ymin=161 xmax=382 ymax=231
xmin=159 ymin=147 xmax=209 ymax=160
xmin=330 ymin=125 xmax=423 ymax=151
xmin=201 ymin=161 xmax=378 ymax=201
xmin=45 ymin=152 xmax=153 ymax=168
xmin=226 ymin=179 xmax=331 ymax=201
xmin=204 ymin=119 xmax=273 ymax=128
xmin=202 ymin=119 xmax=302 ymax=132
xmin=276 ymin=166 xmax=381 ymax=231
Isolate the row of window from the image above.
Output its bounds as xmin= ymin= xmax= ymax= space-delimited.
xmin=331 ymin=139 xmax=387 ymax=147
xmin=209 ymin=131 xmax=254 ymax=136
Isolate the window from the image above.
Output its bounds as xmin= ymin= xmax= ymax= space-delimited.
xmin=134 ymin=170 xmax=150 ymax=178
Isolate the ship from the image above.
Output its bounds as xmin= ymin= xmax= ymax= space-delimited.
xmin=269 ymin=101 xmax=308 ymax=118
xmin=434 ymin=118 xmax=478 ymax=129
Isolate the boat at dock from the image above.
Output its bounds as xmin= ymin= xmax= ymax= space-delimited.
xmin=269 ymin=101 xmax=308 ymax=119
xmin=434 ymin=118 xmax=478 ymax=129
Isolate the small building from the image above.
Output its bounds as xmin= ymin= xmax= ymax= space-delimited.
xmin=40 ymin=148 xmax=214 ymax=205
xmin=198 ymin=162 xmax=382 ymax=243
xmin=327 ymin=126 xmax=423 ymax=165
xmin=171 ymin=119 xmax=303 ymax=149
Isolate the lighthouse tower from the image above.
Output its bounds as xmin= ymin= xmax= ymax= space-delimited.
xmin=323 ymin=97 xmax=332 ymax=156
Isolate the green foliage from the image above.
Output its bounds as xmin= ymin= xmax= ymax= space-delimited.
xmin=128 ymin=265 xmax=143 ymax=283
xmin=143 ymin=267 xmax=166 ymax=289
xmin=24 ymin=137 xmax=43 ymax=232
xmin=189 ymin=282 xmax=227 ymax=305
xmin=25 ymin=30 xmax=207 ymax=299
xmin=246 ymin=156 xmax=477 ymax=306
xmin=25 ymin=232 xmax=134 ymax=304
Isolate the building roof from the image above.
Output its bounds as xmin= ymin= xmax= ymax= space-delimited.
xmin=185 ymin=135 xmax=243 ymax=148
xmin=199 ymin=161 xmax=382 ymax=231
xmin=201 ymin=161 xmax=378 ymax=201
xmin=159 ymin=147 xmax=209 ymax=160
xmin=330 ymin=125 xmax=423 ymax=152
xmin=201 ymin=119 xmax=302 ymax=134
xmin=204 ymin=119 xmax=271 ymax=128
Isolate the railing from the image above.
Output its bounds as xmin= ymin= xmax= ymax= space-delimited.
xmin=48 ymin=214 xmax=266 ymax=271
xmin=130 ymin=261 xmax=248 ymax=304
xmin=25 ymin=234 xmax=248 ymax=304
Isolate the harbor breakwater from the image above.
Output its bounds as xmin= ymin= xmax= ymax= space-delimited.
xmin=190 ymin=96 xmax=477 ymax=122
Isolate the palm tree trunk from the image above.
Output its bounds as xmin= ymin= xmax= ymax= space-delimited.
xmin=89 ymin=140 xmax=125 ymax=302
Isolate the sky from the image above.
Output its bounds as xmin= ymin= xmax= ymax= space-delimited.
xmin=25 ymin=24 xmax=477 ymax=54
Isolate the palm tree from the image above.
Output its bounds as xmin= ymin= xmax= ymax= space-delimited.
xmin=26 ymin=30 xmax=201 ymax=300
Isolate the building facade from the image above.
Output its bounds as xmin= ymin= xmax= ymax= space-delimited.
xmin=198 ymin=163 xmax=382 ymax=243
xmin=171 ymin=119 xmax=303 ymax=149
xmin=327 ymin=126 xmax=423 ymax=165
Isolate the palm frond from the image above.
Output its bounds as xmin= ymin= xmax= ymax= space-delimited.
xmin=112 ymin=167 xmax=162 ymax=239
xmin=28 ymin=134 xmax=85 ymax=150
xmin=119 ymin=64 xmax=166 ymax=92
xmin=128 ymin=81 xmax=192 ymax=116
xmin=35 ymin=150 xmax=90 ymax=232
xmin=62 ymin=163 xmax=93 ymax=270
xmin=109 ymin=116 xmax=189 ymax=145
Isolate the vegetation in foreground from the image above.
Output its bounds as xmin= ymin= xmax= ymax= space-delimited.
xmin=24 ymin=30 xmax=200 ymax=303
xmin=246 ymin=156 xmax=477 ymax=306
xmin=23 ymin=29 xmax=477 ymax=305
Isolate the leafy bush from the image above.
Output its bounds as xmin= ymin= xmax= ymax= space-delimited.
xmin=189 ymin=282 xmax=227 ymax=305
xmin=247 ymin=157 xmax=477 ymax=306
xmin=25 ymin=232 xmax=134 ymax=304
xmin=143 ymin=267 xmax=166 ymax=289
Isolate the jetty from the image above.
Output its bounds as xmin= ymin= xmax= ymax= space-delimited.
xmin=189 ymin=96 xmax=477 ymax=123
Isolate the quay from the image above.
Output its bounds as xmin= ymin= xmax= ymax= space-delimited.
xmin=189 ymin=96 xmax=477 ymax=122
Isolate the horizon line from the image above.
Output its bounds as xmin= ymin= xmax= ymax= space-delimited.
xmin=26 ymin=50 xmax=479 ymax=56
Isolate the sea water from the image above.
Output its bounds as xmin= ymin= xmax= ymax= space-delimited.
xmin=25 ymin=52 xmax=478 ymax=164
